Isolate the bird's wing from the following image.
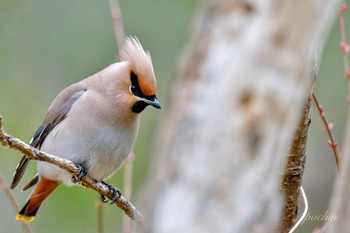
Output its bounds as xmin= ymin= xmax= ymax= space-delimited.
xmin=10 ymin=82 xmax=87 ymax=190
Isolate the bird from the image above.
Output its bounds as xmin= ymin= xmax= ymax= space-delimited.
xmin=10 ymin=36 xmax=160 ymax=222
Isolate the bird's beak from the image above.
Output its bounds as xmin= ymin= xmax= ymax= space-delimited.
xmin=142 ymin=96 xmax=161 ymax=109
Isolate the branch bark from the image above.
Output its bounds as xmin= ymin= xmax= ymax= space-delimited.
xmin=278 ymin=98 xmax=311 ymax=232
xmin=0 ymin=115 xmax=142 ymax=222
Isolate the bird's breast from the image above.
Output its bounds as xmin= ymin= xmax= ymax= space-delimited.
xmin=38 ymin=116 xmax=139 ymax=184
xmin=84 ymin=125 xmax=137 ymax=180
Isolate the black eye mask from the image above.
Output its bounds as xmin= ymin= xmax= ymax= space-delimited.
xmin=130 ymin=72 xmax=144 ymax=98
xmin=130 ymin=72 xmax=158 ymax=113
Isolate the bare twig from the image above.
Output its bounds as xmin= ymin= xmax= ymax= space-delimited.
xmin=311 ymin=93 xmax=342 ymax=171
xmin=109 ymin=0 xmax=125 ymax=55
xmin=0 ymin=174 xmax=33 ymax=233
xmin=122 ymin=153 xmax=135 ymax=233
xmin=96 ymin=199 xmax=104 ymax=233
xmin=339 ymin=2 xmax=350 ymax=95
xmin=0 ymin=115 xmax=142 ymax=222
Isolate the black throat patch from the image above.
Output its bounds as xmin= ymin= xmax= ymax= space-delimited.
xmin=131 ymin=101 xmax=149 ymax=113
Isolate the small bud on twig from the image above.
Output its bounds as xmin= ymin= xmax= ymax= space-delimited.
xmin=340 ymin=42 xmax=350 ymax=54
xmin=311 ymin=93 xmax=341 ymax=171
xmin=339 ymin=3 xmax=347 ymax=15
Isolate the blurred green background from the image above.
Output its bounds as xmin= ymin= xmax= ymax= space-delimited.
xmin=0 ymin=1 xmax=349 ymax=232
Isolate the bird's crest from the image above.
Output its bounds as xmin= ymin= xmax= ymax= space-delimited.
xmin=120 ymin=37 xmax=157 ymax=96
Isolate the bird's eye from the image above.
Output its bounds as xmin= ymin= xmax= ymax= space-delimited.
xmin=130 ymin=72 xmax=144 ymax=98
xmin=130 ymin=85 xmax=138 ymax=95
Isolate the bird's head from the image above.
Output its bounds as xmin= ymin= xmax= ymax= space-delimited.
xmin=120 ymin=37 xmax=161 ymax=113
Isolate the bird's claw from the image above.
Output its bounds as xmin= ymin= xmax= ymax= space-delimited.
xmin=100 ymin=195 xmax=109 ymax=203
xmin=71 ymin=163 xmax=87 ymax=183
xmin=100 ymin=181 xmax=121 ymax=204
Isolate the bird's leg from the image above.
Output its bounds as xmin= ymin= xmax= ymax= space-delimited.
xmin=71 ymin=163 xmax=87 ymax=183
xmin=100 ymin=181 xmax=121 ymax=204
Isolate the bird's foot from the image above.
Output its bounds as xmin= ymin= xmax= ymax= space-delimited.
xmin=71 ymin=163 xmax=87 ymax=183
xmin=100 ymin=181 xmax=121 ymax=204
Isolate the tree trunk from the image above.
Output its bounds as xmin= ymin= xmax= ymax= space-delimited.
xmin=136 ymin=0 xmax=340 ymax=232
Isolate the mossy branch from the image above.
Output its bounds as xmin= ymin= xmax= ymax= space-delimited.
xmin=0 ymin=115 xmax=142 ymax=222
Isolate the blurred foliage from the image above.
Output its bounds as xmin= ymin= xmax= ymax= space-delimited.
xmin=0 ymin=1 xmax=197 ymax=232
xmin=0 ymin=0 xmax=349 ymax=233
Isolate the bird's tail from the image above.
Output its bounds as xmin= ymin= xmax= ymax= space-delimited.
xmin=16 ymin=176 xmax=59 ymax=222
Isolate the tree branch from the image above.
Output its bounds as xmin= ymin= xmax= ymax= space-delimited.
xmin=0 ymin=115 xmax=142 ymax=222
xmin=278 ymin=97 xmax=311 ymax=232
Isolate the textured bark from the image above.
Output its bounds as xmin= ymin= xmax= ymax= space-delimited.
xmin=136 ymin=0 xmax=340 ymax=232
xmin=278 ymin=98 xmax=311 ymax=232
